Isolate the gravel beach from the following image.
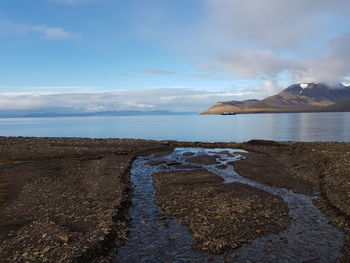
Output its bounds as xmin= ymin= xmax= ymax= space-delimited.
xmin=153 ymin=169 xmax=289 ymax=254
xmin=0 ymin=137 xmax=349 ymax=262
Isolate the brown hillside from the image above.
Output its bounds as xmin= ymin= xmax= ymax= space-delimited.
xmin=201 ymin=83 xmax=350 ymax=114
xmin=322 ymin=98 xmax=350 ymax=112
xmin=201 ymin=100 xmax=259 ymax=115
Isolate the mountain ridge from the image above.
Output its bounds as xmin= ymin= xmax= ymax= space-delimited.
xmin=201 ymin=83 xmax=350 ymax=114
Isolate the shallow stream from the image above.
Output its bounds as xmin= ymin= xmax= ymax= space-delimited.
xmin=114 ymin=148 xmax=344 ymax=263
xmin=0 ymin=161 xmax=25 ymax=166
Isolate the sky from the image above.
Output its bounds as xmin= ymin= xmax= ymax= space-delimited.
xmin=1 ymin=0 xmax=350 ymax=113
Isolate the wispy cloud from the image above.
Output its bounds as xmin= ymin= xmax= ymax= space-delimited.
xmin=141 ymin=68 xmax=175 ymax=75
xmin=33 ymin=25 xmax=79 ymax=40
xmin=136 ymin=0 xmax=350 ymax=86
xmin=0 ymin=19 xmax=79 ymax=40
xmin=201 ymin=0 xmax=350 ymax=83
xmin=294 ymin=32 xmax=350 ymax=83
xmin=205 ymin=0 xmax=349 ymax=47
xmin=200 ymin=32 xmax=350 ymax=84
xmin=0 ymin=86 xmax=96 ymax=94
xmin=209 ymin=49 xmax=298 ymax=78
xmin=0 ymin=88 xmax=269 ymax=113
xmin=195 ymin=73 xmax=222 ymax=81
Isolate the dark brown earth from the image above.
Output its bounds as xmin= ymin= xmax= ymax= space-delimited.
xmin=233 ymin=140 xmax=350 ymax=262
xmin=152 ymin=169 xmax=289 ymax=254
xmin=174 ymin=164 xmax=201 ymax=169
xmin=0 ymin=137 xmax=172 ymax=263
xmin=183 ymin=151 xmax=195 ymax=156
xmin=230 ymin=151 xmax=317 ymax=195
xmin=0 ymin=137 xmax=349 ymax=262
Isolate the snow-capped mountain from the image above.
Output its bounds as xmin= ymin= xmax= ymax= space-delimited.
xmin=283 ymin=83 xmax=350 ymax=103
xmin=201 ymin=82 xmax=350 ymax=114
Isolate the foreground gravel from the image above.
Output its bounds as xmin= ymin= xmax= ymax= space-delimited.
xmin=0 ymin=137 xmax=170 ymax=263
xmin=0 ymin=137 xmax=349 ymax=262
xmin=232 ymin=140 xmax=350 ymax=262
xmin=153 ymin=169 xmax=289 ymax=254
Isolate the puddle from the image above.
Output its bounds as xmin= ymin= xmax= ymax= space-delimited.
xmin=0 ymin=161 xmax=26 ymax=166
xmin=114 ymin=148 xmax=344 ymax=263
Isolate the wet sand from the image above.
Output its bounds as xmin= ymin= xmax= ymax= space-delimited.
xmin=0 ymin=137 xmax=349 ymax=262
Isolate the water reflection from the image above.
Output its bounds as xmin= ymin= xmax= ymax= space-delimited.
xmin=297 ymin=113 xmax=348 ymax=141
xmin=115 ymin=148 xmax=344 ymax=262
xmin=0 ymin=113 xmax=349 ymax=142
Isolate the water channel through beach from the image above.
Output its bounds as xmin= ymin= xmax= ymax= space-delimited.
xmin=114 ymin=148 xmax=344 ymax=263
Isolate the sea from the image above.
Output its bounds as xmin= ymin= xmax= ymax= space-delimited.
xmin=0 ymin=112 xmax=349 ymax=142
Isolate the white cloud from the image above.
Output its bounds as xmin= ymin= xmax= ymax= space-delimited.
xmin=200 ymin=32 xmax=350 ymax=84
xmin=210 ymin=1 xmax=350 ymax=84
xmin=0 ymin=20 xmax=29 ymax=35
xmin=136 ymin=0 xmax=349 ymax=54
xmin=293 ymin=33 xmax=350 ymax=83
xmin=0 ymin=86 xmax=96 ymax=94
xmin=199 ymin=1 xmax=350 ymax=83
xmin=0 ymin=88 xmax=270 ymax=113
xmin=211 ymin=49 xmax=300 ymax=78
xmin=134 ymin=0 xmax=350 ymax=87
xmin=33 ymin=25 xmax=79 ymax=40
xmin=0 ymin=19 xmax=79 ymax=40
xmin=204 ymin=0 xmax=350 ymax=47
xmin=141 ymin=68 xmax=174 ymax=75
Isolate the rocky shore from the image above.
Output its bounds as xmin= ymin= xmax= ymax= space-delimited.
xmin=235 ymin=140 xmax=350 ymax=262
xmin=153 ymin=169 xmax=289 ymax=254
xmin=0 ymin=137 xmax=171 ymax=263
xmin=0 ymin=137 xmax=349 ymax=262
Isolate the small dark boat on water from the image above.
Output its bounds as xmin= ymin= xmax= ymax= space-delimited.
xmin=221 ymin=112 xmax=236 ymax=115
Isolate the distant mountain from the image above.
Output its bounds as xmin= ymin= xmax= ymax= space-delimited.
xmin=322 ymin=98 xmax=350 ymax=112
xmin=0 ymin=110 xmax=197 ymax=118
xmin=201 ymin=83 xmax=350 ymax=114
xmin=201 ymin=99 xmax=259 ymax=115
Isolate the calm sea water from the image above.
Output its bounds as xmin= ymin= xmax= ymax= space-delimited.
xmin=0 ymin=112 xmax=349 ymax=142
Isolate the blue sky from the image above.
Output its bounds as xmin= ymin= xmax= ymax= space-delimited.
xmin=1 ymin=0 xmax=350 ymax=112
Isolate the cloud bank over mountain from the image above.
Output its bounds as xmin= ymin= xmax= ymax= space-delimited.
xmin=139 ymin=0 xmax=350 ymax=84
xmin=200 ymin=0 xmax=350 ymax=84
xmin=203 ymin=32 xmax=350 ymax=84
